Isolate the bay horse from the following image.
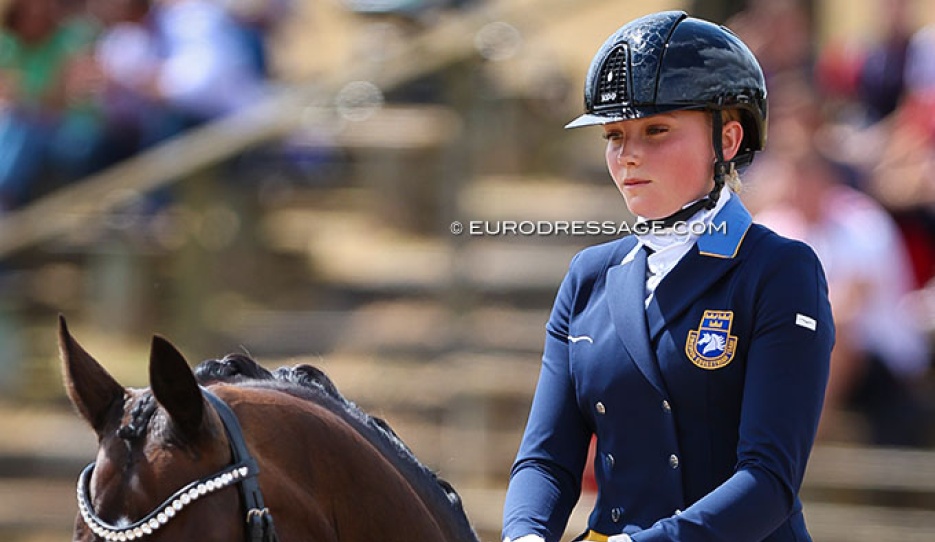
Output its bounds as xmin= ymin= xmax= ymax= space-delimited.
xmin=59 ymin=316 xmax=480 ymax=542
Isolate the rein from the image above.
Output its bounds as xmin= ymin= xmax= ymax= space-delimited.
xmin=76 ymin=388 xmax=279 ymax=542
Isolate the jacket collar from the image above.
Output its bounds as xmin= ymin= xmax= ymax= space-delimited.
xmin=695 ymin=194 xmax=753 ymax=258
xmin=646 ymin=196 xmax=754 ymax=341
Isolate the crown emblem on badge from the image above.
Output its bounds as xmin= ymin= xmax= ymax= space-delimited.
xmin=685 ymin=310 xmax=737 ymax=370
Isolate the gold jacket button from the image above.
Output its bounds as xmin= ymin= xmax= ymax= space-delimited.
xmin=596 ymin=402 xmax=606 ymax=415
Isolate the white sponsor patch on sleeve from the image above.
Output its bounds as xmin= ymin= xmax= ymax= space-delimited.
xmin=795 ymin=313 xmax=817 ymax=331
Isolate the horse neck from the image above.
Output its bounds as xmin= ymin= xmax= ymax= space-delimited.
xmin=230 ymin=389 xmax=478 ymax=542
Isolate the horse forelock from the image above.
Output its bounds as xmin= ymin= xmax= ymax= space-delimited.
xmin=112 ymin=385 xmax=229 ymax=463
xmin=117 ymin=392 xmax=157 ymax=442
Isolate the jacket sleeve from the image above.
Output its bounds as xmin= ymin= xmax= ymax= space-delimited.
xmin=632 ymin=240 xmax=834 ymax=541
xmin=503 ymin=254 xmax=593 ymax=542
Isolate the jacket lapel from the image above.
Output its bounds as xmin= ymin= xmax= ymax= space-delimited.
xmin=606 ymin=246 xmax=669 ymax=397
xmin=646 ymin=247 xmax=740 ymax=341
xmin=646 ymin=197 xmax=754 ymax=341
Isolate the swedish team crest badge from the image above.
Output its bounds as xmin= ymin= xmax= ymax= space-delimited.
xmin=685 ymin=310 xmax=737 ymax=370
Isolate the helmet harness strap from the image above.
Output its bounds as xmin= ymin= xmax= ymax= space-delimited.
xmin=709 ymin=107 xmax=729 ymax=209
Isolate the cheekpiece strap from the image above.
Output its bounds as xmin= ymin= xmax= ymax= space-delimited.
xmin=201 ymin=388 xmax=280 ymax=542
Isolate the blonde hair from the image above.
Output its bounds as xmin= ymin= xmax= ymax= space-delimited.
xmin=723 ymin=163 xmax=743 ymax=193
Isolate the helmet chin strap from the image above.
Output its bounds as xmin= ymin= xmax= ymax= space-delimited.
xmin=643 ymin=110 xmax=727 ymax=229
xmin=707 ymin=108 xmax=729 ymax=209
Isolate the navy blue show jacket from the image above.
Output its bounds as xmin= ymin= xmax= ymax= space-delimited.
xmin=502 ymin=197 xmax=834 ymax=542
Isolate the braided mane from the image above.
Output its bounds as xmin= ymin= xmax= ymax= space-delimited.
xmin=193 ymin=354 xmax=476 ymax=539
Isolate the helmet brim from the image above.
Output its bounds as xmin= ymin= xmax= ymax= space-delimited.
xmin=564 ymin=113 xmax=621 ymax=129
xmin=564 ymin=104 xmax=707 ymax=130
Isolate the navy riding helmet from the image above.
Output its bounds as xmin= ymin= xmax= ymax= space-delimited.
xmin=566 ymin=10 xmax=768 ymax=172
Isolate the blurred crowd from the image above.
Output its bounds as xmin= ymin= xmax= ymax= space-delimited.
xmin=731 ymin=0 xmax=935 ymax=447
xmin=0 ymin=0 xmax=490 ymax=214
xmin=0 ymin=0 xmax=291 ymax=212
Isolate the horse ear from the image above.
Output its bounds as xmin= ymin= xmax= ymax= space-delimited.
xmin=59 ymin=314 xmax=125 ymax=437
xmin=149 ymin=335 xmax=205 ymax=441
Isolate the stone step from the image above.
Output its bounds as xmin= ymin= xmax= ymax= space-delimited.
xmin=0 ymin=406 xmax=95 ymax=475
xmin=459 ymin=175 xmax=629 ymax=224
xmin=219 ymin=301 xmax=552 ymax=358
xmin=259 ymin=206 xmax=589 ymax=297
xmin=281 ymin=350 xmax=541 ymax=413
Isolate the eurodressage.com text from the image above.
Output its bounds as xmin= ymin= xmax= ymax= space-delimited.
xmin=450 ymin=220 xmax=728 ymax=237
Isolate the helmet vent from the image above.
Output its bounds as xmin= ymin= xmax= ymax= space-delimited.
xmin=595 ymin=45 xmax=629 ymax=109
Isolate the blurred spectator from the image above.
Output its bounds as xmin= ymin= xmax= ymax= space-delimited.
xmin=214 ymin=0 xmax=293 ymax=77
xmin=855 ymin=0 xmax=915 ymax=123
xmin=747 ymin=76 xmax=932 ymax=447
xmin=904 ymin=14 xmax=935 ymax=97
xmin=148 ymin=0 xmax=269 ymax=123
xmin=0 ymin=0 xmax=107 ymax=210
xmin=87 ymin=0 xmax=168 ymax=161
xmin=861 ymin=96 xmax=935 ymax=289
xmin=846 ymin=18 xmax=935 ymax=290
xmin=89 ymin=0 xmax=272 ymax=156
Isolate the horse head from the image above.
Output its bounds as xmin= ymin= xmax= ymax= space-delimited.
xmin=62 ymin=315 xmax=480 ymax=542
xmin=60 ymin=315 xmax=249 ymax=541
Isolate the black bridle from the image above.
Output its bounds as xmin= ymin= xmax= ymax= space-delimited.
xmin=76 ymin=388 xmax=279 ymax=542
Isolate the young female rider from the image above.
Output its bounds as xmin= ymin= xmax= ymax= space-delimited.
xmin=502 ymin=11 xmax=834 ymax=542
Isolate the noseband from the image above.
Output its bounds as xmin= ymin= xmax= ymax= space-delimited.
xmin=76 ymin=388 xmax=279 ymax=542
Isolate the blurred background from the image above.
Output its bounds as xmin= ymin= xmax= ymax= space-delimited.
xmin=0 ymin=0 xmax=934 ymax=540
